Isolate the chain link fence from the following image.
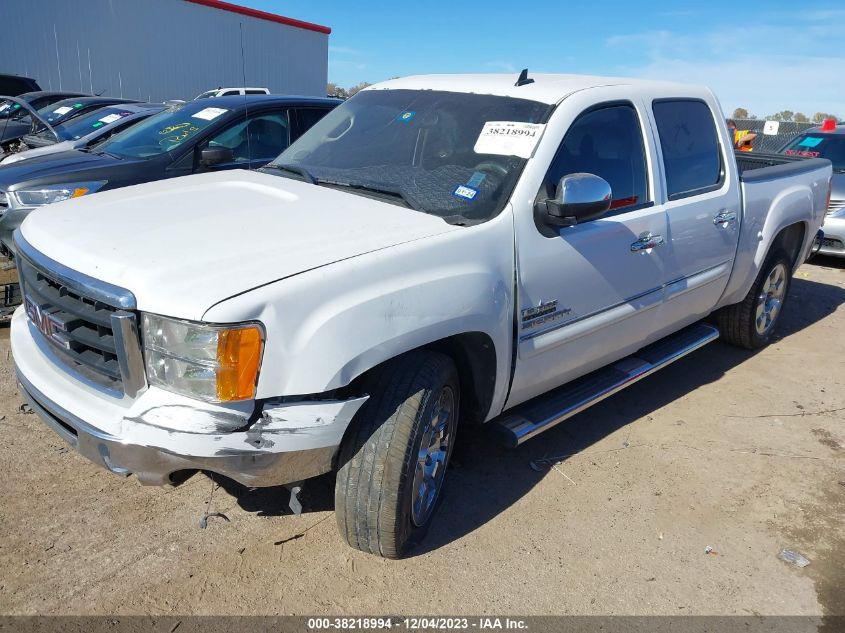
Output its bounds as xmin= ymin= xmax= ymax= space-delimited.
xmin=730 ymin=119 xmax=818 ymax=153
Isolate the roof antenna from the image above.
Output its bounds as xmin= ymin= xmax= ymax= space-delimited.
xmin=515 ymin=68 xmax=534 ymax=87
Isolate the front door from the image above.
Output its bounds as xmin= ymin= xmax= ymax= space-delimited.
xmin=507 ymin=95 xmax=669 ymax=407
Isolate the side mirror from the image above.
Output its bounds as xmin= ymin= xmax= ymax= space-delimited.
xmin=538 ymin=173 xmax=612 ymax=227
xmin=199 ymin=146 xmax=234 ymax=167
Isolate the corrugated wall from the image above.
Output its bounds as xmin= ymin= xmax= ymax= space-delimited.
xmin=0 ymin=0 xmax=328 ymax=101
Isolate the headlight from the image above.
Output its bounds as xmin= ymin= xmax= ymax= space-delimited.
xmin=10 ymin=181 xmax=106 ymax=208
xmin=141 ymin=314 xmax=264 ymax=403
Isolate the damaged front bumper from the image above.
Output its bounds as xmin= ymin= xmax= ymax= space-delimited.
xmin=12 ymin=308 xmax=368 ymax=487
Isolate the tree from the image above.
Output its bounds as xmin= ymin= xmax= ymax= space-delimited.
xmin=732 ymin=107 xmax=748 ymax=119
xmin=793 ymin=112 xmax=809 ymax=123
xmin=813 ymin=112 xmax=839 ymax=123
xmin=326 ymin=82 xmax=348 ymax=99
xmin=347 ymin=82 xmax=373 ymax=97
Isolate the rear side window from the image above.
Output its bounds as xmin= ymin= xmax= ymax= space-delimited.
xmin=653 ymin=100 xmax=722 ymax=199
xmin=545 ymin=104 xmax=649 ymax=212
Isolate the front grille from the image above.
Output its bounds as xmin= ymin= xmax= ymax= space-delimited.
xmin=828 ymin=199 xmax=845 ymax=216
xmin=822 ymin=237 xmax=843 ymax=250
xmin=0 ymin=191 xmax=7 ymax=218
xmin=18 ymin=256 xmax=125 ymax=390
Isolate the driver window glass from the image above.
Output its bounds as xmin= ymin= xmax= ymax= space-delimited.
xmin=546 ymin=104 xmax=649 ymax=213
xmin=206 ymin=111 xmax=290 ymax=162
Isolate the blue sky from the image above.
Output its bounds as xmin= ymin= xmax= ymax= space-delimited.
xmin=234 ymin=1 xmax=844 ymax=117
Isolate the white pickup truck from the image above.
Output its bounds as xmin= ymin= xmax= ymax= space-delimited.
xmin=10 ymin=73 xmax=832 ymax=558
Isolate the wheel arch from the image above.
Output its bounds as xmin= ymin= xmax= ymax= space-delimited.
xmin=344 ymin=331 xmax=499 ymax=426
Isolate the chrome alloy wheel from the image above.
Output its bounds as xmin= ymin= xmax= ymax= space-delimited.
xmin=411 ymin=386 xmax=455 ymax=527
xmin=755 ymin=262 xmax=788 ymax=335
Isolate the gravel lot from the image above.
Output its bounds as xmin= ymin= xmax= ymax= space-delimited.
xmin=0 ymin=257 xmax=842 ymax=619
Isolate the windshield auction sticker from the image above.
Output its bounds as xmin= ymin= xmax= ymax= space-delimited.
xmin=192 ymin=107 xmax=228 ymax=121
xmin=474 ymin=121 xmax=545 ymax=158
xmin=98 ymin=113 xmax=124 ymax=124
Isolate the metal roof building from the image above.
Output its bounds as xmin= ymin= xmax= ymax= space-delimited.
xmin=1 ymin=0 xmax=330 ymax=101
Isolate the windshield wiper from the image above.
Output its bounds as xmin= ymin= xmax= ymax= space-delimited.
xmin=322 ymin=181 xmax=421 ymax=211
xmin=94 ymin=149 xmax=122 ymax=159
xmin=263 ymin=163 xmax=316 ymax=184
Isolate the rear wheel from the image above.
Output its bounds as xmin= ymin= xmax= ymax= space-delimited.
xmin=335 ymin=350 xmax=459 ymax=558
xmin=717 ymin=249 xmax=792 ymax=349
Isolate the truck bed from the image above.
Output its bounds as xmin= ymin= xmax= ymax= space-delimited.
xmin=735 ymin=151 xmax=830 ymax=182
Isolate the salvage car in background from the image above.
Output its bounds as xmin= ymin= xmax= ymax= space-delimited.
xmin=0 ymin=94 xmax=340 ymax=254
xmin=779 ymin=119 xmax=845 ymax=257
xmin=0 ymin=74 xmax=41 ymax=96
xmin=1 ymin=103 xmax=168 ymax=166
xmin=194 ymin=87 xmax=270 ymax=99
xmin=1 ymin=92 xmax=88 ymax=152
xmin=8 ymin=73 xmax=831 ymax=558
xmin=1 ymin=95 xmax=137 ymax=155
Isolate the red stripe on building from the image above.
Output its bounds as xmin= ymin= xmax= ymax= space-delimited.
xmin=184 ymin=0 xmax=331 ymax=34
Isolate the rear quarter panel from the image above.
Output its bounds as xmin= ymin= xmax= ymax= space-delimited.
xmin=717 ymin=161 xmax=830 ymax=308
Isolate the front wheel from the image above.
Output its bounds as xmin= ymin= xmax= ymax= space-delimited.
xmin=717 ymin=249 xmax=793 ymax=349
xmin=335 ymin=350 xmax=459 ymax=558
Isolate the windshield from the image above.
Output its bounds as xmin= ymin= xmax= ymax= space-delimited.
xmin=269 ymin=89 xmax=552 ymax=223
xmin=32 ymin=106 xmax=137 ymax=142
xmin=94 ymin=102 xmax=231 ymax=158
xmin=37 ymin=100 xmax=90 ymax=125
xmin=782 ymin=133 xmax=845 ymax=171
xmin=0 ymin=99 xmax=26 ymax=120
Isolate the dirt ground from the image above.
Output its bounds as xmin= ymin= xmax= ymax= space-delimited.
xmin=0 ymin=257 xmax=842 ymax=618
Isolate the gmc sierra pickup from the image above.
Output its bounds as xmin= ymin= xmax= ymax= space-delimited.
xmin=10 ymin=73 xmax=832 ymax=558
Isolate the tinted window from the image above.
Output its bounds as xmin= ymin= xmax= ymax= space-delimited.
xmin=206 ymin=111 xmax=290 ymax=161
xmin=653 ymin=100 xmax=721 ymax=198
xmin=546 ymin=104 xmax=649 ymax=211
xmin=293 ymin=107 xmax=330 ymax=140
xmin=781 ymin=133 xmax=845 ymax=171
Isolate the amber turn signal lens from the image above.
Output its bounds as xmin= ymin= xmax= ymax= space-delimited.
xmin=215 ymin=326 xmax=263 ymax=401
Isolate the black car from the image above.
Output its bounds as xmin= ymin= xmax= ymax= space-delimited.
xmin=1 ymin=94 xmax=133 ymax=152
xmin=0 ymin=94 xmax=340 ymax=254
xmin=0 ymin=74 xmax=40 ymax=96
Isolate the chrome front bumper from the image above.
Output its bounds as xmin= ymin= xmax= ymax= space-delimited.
xmin=12 ymin=308 xmax=368 ymax=487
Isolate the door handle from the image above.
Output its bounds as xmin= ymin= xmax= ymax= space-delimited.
xmin=713 ymin=210 xmax=738 ymax=227
xmin=630 ymin=234 xmax=665 ymax=252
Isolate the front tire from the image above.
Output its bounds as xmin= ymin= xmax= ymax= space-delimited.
xmin=335 ymin=350 xmax=459 ymax=558
xmin=717 ymin=249 xmax=793 ymax=349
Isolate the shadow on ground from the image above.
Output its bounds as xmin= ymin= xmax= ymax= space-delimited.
xmin=214 ymin=275 xmax=845 ymax=555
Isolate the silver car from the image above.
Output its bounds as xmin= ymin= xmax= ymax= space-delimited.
xmin=780 ymin=121 xmax=845 ymax=257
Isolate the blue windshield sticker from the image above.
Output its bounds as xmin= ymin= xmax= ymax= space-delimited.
xmin=453 ymin=185 xmax=478 ymax=201
xmin=397 ymin=111 xmax=416 ymax=122
xmin=798 ymin=136 xmax=823 ymax=148
xmin=466 ymin=171 xmax=486 ymax=188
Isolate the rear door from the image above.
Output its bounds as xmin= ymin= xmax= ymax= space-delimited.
xmin=507 ymin=89 xmax=669 ymax=407
xmin=647 ymin=99 xmax=740 ymax=325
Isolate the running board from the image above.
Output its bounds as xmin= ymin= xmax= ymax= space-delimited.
xmin=492 ymin=323 xmax=720 ymax=447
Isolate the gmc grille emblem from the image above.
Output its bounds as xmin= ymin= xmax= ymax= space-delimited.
xmin=24 ymin=296 xmax=70 ymax=349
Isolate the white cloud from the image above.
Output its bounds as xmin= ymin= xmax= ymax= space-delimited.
xmin=605 ymin=19 xmax=845 ymax=117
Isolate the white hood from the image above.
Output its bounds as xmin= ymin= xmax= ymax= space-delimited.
xmin=21 ymin=170 xmax=459 ymax=319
